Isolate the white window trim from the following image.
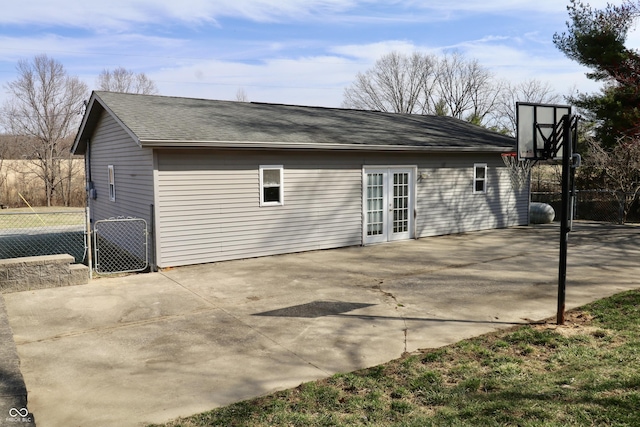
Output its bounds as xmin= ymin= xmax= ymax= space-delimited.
xmin=473 ymin=163 xmax=487 ymax=194
xmin=259 ymin=165 xmax=284 ymax=206
xmin=108 ymin=165 xmax=116 ymax=202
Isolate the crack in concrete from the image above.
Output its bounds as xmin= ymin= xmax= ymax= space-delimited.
xmin=366 ymin=251 xmax=532 ymax=355
xmin=371 ymin=280 xmax=408 ymax=354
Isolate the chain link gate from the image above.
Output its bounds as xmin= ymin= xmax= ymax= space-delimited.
xmin=93 ymin=217 xmax=148 ymax=274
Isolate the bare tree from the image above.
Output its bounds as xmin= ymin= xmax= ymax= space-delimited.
xmin=0 ymin=54 xmax=89 ymax=206
xmin=493 ymin=79 xmax=562 ymax=136
xmin=342 ymin=51 xmax=438 ymax=114
xmin=0 ymin=134 xmax=29 ymax=159
xmin=97 ymin=66 xmax=158 ymax=94
xmin=58 ymin=135 xmax=84 ymax=206
xmin=0 ymin=134 xmax=30 ymax=206
xmin=342 ymin=51 xmax=502 ymax=127
xmin=0 ymin=136 xmax=6 ymax=206
xmin=586 ymin=136 xmax=640 ymax=223
xmin=235 ymin=88 xmax=249 ymax=102
xmin=432 ymin=51 xmax=501 ymax=124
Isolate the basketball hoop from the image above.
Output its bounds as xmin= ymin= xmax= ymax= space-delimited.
xmin=515 ymin=102 xmax=579 ymax=325
xmin=501 ymin=152 xmax=533 ymax=190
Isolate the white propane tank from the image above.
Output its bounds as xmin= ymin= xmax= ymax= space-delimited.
xmin=530 ymin=202 xmax=555 ymax=224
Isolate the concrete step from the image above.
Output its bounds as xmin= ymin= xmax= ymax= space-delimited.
xmin=69 ymin=263 xmax=89 ymax=286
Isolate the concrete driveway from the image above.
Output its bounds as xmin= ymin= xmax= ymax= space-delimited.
xmin=4 ymin=223 xmax=640 ymax=426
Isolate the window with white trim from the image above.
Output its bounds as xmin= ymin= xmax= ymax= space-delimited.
xmin=108 ymin=165 xmax=116 ymax=201
xmin=473 ymin=163 xmax=487 ymax=194
xmin=259 ymin=165 xmax=283 ymax=206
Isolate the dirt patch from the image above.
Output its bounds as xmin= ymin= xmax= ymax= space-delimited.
xmin=533 ymin=310 xmax=602 ymax=337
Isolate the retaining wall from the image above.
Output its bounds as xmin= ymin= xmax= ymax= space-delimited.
xmin=0 ymin=254 xmax=89 ymax=294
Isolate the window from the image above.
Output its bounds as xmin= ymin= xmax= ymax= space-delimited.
xmin=108 ymin=165 xmax=116 ymax=201
xmin=259 ymin=165 xmax=283 ymax=206
xmin=473 ymin=163 xmax=487 ymax=194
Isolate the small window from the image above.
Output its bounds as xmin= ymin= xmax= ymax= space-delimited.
xmin=259 ymin=165 xmax=283 ymax=206
xmin=473 ymin=163 xmax=487 ymax=194
xmin=108 ymin=165 xmax=116 ymax=202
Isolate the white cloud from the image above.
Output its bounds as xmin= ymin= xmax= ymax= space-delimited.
xmin=448 ymin=37 xmax=603 ymax=99
xmin=0 ymin=0 xmax=628 ymax=111
xmin=0 ymin=33 xmax=186 ymax=63
xmin=0 ymin=0 xmax=363 ymax=30
xmin=330 ymin=40 xmax=423 ymax=60
xmin=140 ymin=33 xmax=603 ymax=109
xmin=409 ymin=0 xmax=614 ymax=14
xmin=148 ymin=54 xmax=361 ymax=107
xmin=0 ymin=0 xmax=620 ymax=31
xmin=627 ymin=27 xmax=640 ymax=49
xmin=0 ymin=34 xmax=98 ymax=62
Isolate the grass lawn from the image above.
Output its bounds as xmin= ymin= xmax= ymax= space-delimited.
xmin=0 ymin=207 xmax=85 ymax=229
xmin=149 ymin=290 xmax=640 ymax=427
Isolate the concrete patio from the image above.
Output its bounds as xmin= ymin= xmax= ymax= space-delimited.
xmin=3 ymin=222 xmax=639 ymax=426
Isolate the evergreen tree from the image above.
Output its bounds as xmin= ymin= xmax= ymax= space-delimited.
xmin=553 ymin=0 xmax=640 ymax=147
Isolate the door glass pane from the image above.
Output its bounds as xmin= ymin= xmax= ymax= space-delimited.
xmin=392 ymin=172 xmax=409 ymax=233
xmin=366 ymin=173 xmax=384 ymax=236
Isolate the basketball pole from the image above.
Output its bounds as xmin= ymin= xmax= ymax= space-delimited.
xmin=557 ymin=114 xmax=573 ymax=325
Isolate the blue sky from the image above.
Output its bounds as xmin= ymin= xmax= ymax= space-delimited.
xmin=0 ymin=0 xmax=635 ymax=108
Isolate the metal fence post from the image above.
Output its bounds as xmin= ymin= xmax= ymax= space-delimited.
xmin=618 ymin=194 xmax=625 ymax=224
xmin=149 ymin=204 xmax=157 ymax=272
xmin=86 ymin=207 xmax=93 ymax=280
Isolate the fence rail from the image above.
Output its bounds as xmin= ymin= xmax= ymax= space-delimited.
xmin=531 ymin=190 xmax=640 ymax=224
xmin=0 ymin=209 xmax=87 ymax=262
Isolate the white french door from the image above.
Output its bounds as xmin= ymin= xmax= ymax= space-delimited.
xmin=364 ymin=168 xmax=414 ymax=244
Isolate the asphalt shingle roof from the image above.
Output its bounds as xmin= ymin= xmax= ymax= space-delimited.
xmin=74 ymin=91 xmax=515 ymax=153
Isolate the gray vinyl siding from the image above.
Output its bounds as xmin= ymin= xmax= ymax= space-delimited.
xmin=413 ymin=153 xmax=528 ymax=237
xmin=154 ymin=150 xmax=527 ymax=268
xmin=88 ymin=111 xmax=154 ymax=223
xmin=155 ymin=150 xmax=363 ymax=267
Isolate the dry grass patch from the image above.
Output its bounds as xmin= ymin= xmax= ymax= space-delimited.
xmin=532 ymin=311 xmax=603 ymax=337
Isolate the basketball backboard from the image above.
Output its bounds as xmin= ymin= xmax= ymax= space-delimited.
xmin=517 ymin=102 xmax=571 ymax=161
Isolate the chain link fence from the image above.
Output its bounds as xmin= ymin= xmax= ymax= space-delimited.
xmin=93 ymin=217 xmax=148 ymax=274
xmin=0 ymin=209 xmax=151 ymax=274
xmin=0 ymin=209 xmax=87 ymax=262
xmin=532 ymin=190 xmax=640 ymax=224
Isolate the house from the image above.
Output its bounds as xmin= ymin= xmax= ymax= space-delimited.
xmin=72 ymin=91 xmax=528 ymax=269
